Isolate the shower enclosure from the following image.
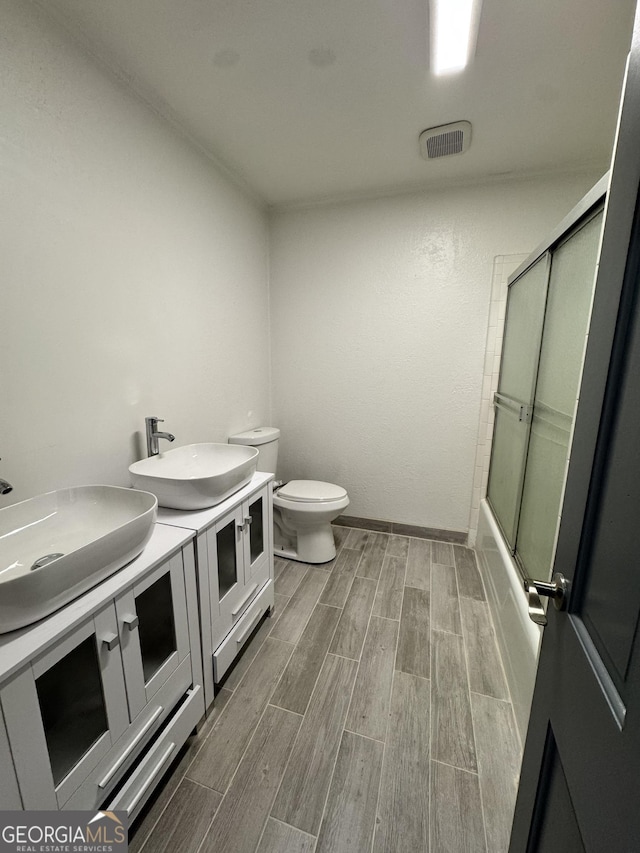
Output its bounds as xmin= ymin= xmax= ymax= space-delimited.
xmin=478 ymin=176 xmax=607 ymax=741
xmin=487 ymin=194 xmax=604 ymax=584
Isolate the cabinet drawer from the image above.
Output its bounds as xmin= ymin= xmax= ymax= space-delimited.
xmin=107 ymin=684 xmax=204 ymax=822
xmin=62 ymin=656 xmax=193 ymax=810
xmin=213 ymin=579 xmax=274 ymax=682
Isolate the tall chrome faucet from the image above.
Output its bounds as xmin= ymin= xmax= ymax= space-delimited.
xmin=145 ymin=417 xmax=175 ymax=457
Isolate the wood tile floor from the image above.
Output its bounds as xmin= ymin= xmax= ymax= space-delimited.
xmin=130 ymin=527 xmax=522 ymax=853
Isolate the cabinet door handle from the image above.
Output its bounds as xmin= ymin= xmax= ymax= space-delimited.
xmin=122 ymin=614 xmax=139 ymax=631
xmin=101 ymin=632 xmax=119 ymax=651
xmin=231 ymin=583 xmax=259 ymax=618
xmin=125 ymin=741 xmax=176 ymax=816
xmin=98 ymin=705 xmax=164 ymax=789
xmin=236 ymin=516 xmax=253 ymax=531
xmin=236 ymin=607 xmax=263 ymax=646
xmin=244 ymin=516 xmax=253 ymax=526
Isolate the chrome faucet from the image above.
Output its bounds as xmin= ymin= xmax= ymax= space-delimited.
xmin=145 ymin=417 xmax=175 ymax=457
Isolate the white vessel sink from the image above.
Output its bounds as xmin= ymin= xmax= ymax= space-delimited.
xmin=129 ymin=442 xmax=259 ymax=510
xmin=0 ymin=485 xmax=157 ymax=634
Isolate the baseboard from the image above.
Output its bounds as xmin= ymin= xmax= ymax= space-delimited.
xmin=334 ymin=514 xmax=467 ymax=545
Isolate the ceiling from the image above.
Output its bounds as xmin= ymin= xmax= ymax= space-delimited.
xmin=40 ymin=0 xmax=636 ymax=207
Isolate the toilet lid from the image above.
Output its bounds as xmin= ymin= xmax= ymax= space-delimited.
xmin=277 ymin=480 xmax=347 ymax=502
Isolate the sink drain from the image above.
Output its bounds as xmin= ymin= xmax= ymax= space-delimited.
xmin=30 ymin=553 xmax=64 ymax=571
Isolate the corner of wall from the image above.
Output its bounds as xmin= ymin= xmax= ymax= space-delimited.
xmin=266 ymin=215 xmax=275 ymax=426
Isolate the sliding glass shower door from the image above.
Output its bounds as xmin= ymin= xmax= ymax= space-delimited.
xmin=516 ymin=210 xmax=603 ymax=578
xmin=486 ymin=255 xmax=550 ymax=547
xmin=487 ymin=204 xmax=604 ymax=581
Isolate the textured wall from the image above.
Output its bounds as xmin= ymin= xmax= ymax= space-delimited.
xmin=0 ymin=1 xmax=270 ymax=504
xmin=269 ymin=175 xmax=600 ymax=532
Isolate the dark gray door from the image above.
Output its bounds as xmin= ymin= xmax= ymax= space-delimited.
xmin=509 ymin=8 xmax=640 ymax=851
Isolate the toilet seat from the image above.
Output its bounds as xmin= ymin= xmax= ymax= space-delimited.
xmin=277 ymin=480 xmax=348 ymax=503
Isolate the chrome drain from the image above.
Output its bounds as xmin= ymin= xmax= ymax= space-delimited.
xmin=30 ymin=553 xmax=64 ymax=571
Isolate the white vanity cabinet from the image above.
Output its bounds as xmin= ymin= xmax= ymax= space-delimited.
xmin=0 ymin=525 xmax=204 ymax=819
xmin=158 ymin=473 xmax=275 ymax=707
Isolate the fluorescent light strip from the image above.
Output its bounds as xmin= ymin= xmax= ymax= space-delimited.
xmin=429 ymin=0 xmax=482 ymax=76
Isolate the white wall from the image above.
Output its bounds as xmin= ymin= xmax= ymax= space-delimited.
xmin=269 ymin=175 xmax=600 ymax=533
xmin=0 ymin=0 xmax=270 ymax=504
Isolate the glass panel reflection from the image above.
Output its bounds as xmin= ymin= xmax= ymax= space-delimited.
xmin=36 ymin=635 xmax=108 ymax=786
xmin=516 ymin=211 xmax=603 ymax=579
xmin=136 ymin=573 xmax=177 ymax=683
xmin=249 ymin=497 xmax=264 ymax=564
xmin=217 ymin=519 xmax=238 ymax=599
xmin=487 ymin=255 xmax=550 ymax=546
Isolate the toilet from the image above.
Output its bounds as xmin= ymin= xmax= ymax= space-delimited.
xmin=228 ymin=427 xmax=349 ymax=564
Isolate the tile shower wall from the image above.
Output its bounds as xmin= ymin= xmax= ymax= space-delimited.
xmin=468 ymin=254 xmax=529 ymax=546
xmin=1 ymin=1 xmax=270 ymax=503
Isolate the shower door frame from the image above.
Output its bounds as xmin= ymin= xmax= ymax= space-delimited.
xmin=488 ymin=251 xmax=551 ymax=553
xmin=487 ymin=175 xmax=608 ymax=582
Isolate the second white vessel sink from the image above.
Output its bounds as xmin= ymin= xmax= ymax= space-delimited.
xmin=0 ymin=485 xmax=157 ymax=634
xmin=129 ymin=442 xmax=259 ymax=510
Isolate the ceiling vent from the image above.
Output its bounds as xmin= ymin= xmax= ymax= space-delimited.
xmin=419 ymin=121 xmax=472 ymax=160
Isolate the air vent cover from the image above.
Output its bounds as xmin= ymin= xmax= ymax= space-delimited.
xmin=419 ymin=121 xmax=471 ymax=160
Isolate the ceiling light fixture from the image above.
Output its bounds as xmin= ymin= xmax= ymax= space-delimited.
xmin=429 ymin=0 xmax=482 ymax=76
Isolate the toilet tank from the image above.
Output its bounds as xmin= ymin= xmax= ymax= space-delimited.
xmin=228 ymin=427 xmax=280 ymax=475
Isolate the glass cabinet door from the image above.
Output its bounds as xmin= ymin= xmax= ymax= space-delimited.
xmin=1 ymin=605 xmax=130 ymax=808
xmin=217 ymin=513 xmax=241 ymax=600
xmin=207 ymin=505 xmax=247 ymax=634
xmin=116 ymin=554 xmax=189 ymax=720
xmin=243 ymin=487 xmax=270 ymax=580
xmin=137 ymin=573 xmax=177 ymax=683
xmin=487 ymin=254 xmax=551 ymax=547
xmin=36 ymin=634 xmax=108 ymax=787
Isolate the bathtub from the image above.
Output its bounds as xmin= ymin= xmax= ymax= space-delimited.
xmin=476 ymin=499 xmax=542 ymax=743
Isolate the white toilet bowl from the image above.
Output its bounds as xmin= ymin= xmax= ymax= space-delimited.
xmin=273 ymin=480 xmax=349 ymax=564
xmin=228 ymin=428 xmax=349 ymax=565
